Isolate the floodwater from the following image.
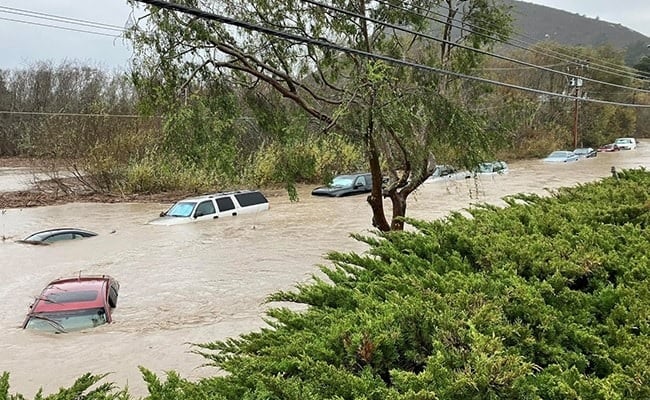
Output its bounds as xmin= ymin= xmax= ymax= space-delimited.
xmin=1 ymin=148 xmax=649 ymax=397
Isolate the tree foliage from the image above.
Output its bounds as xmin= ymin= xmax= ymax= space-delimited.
xmin=0 ymin=61 xmax=140 ymax=157
xmin=127 ymin=0 xmax=513 ymax=230
xmin=0 ymin=372 xmax=127 ymax=400
xmin=634 ymin=56 xmax=650 ymax=77
xmin=479 ymin=42 xmax=643 ymax=155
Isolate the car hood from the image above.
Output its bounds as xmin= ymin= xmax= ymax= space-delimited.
xmin=147 ymin=216 xmax=193 ymax=226
xmin=311 ymin=185 xmax=351 ymax=196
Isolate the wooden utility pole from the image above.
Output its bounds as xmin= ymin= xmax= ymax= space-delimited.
xmin=569 ymin=61 xmax=587 ymax=148
xmin=572 ymin=81 xmax=581 ymax=148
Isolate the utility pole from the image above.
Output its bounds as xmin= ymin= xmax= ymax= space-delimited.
xmin=571 ymin=77 xmax=582 ymax=148
xmin=568 ymin=60 xmax=588 ymax=148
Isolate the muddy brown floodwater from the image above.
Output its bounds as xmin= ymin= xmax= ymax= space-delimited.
xmin=1 ymin=147 xmax=649 ymax=397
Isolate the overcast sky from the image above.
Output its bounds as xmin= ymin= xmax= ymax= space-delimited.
xmin=0 ymin=0 xmax=649 ymax=70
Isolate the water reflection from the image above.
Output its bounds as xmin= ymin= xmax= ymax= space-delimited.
xmin=1 ymin=148 xmax=649 ymax=397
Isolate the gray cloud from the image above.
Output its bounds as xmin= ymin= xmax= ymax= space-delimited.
xmin=0 ymin=0 xmax=135 ymax=69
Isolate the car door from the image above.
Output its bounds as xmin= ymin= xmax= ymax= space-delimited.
xmin=193 ymin=199 xmax=217 ymax=221
xmin=353 ymin=175 xmax=368 ymax=194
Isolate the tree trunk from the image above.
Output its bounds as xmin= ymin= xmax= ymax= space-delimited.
xmin=364 ymin=96 xmax=390 ymax=231
xmin=389 ymin=191 xmax=407 ymax=231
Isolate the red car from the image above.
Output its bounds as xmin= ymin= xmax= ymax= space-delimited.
xmin=597 ymin=143 xmax=620 ymax=152
xmin=23 ymin=275 xmax=119 ymax=333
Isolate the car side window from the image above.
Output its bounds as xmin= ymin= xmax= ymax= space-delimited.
xmin=355 ymin=176 xmax=366 ymax=187
xmin=216 ymin=197 xmax=236 ymax=212
xmin=234 ymin=191 xmax=268 ymax=207
xmin=44 ymin=233 xmax=75 ymax=243
xmin=194 ymin=200 xmax=216 ymax=217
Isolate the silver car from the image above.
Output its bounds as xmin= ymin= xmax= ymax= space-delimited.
xmin=543 ymin=151 xmax=579 ymax=163
xmin=614 ymin=138 xmax=637 ymax=150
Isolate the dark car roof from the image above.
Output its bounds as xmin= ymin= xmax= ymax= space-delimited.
xmin=311 ymin=172 xmax=372 ymax=196
xmin=332 ymin=172 xmax=371 ymax=178
xmin=22 ymin=228 xmax=97 ymax=242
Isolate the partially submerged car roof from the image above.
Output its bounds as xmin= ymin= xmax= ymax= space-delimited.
xmin=29 ymin=276 xmax=115 ymax=314
xmin=19 ymin=228 xmax=98 ymax=244
xmin=25 ymin=227 xmax=97 ymax=237
xmin=180 ymin=189 xmax=268 ymax=203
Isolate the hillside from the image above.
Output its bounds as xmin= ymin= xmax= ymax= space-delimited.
xmin=502 ymin=0 xmax=650 ymax=64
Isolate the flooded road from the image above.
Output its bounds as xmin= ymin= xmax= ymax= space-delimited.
xmin=1 ymin=148 xmax=649 ymax=397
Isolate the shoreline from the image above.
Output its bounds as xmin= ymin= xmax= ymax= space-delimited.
xmin=0 ymin=159 xmax=291 ymax=209
xmin=0 ymin=157 xmax=192 ymax=208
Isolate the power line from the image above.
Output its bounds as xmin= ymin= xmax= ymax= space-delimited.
xmin=131 ymin=0 xmax=650 ymax=108
xmin=476 ymin=63 xmax=566 ymax=71
xmin=373 ymin=0 xmax=648 ymax=82
xmin=299 ymin=0 xmax=650 ymax=95
xmin=0 ymin=16 xmax=121 ymax=38
xmin=451 ymin=1 xmax=647 ymax=80
xmin=428 ymin=0 xmax=646 ymax=80
xmin=496 ymin=3 xmax=646 ymax=77
xmin=0 ymin=5 xmax=125 ymax=31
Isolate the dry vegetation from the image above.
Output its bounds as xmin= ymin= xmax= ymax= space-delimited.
xmin=0 ymin=157 xmax=187 ymax=208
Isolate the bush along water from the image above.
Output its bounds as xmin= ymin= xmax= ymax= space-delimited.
xmin=3 ymin=169 xmax=650 ymax=399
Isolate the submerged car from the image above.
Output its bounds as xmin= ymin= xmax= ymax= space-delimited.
xmin=573 ymin=147 xmax=597 ymax=159
xmin=311 ymin=173 xmax=372 ymax=197
xmin=23 ymin=275 xmax=119 ymax=333
xmin=543 ymin=151 xmax=579 ymax=163
xmin=614 ymin=137 xmax=637 ymax=150
xmin=598 ymin=143 xmax=620 ymax=152
xmin=426 ymin=165 xmax=470 ymax=182
xmin=475 ymin=161 xmax=509 ymax=175
xmin=148 ymin=190 xmax=269 ymax=225
xmin=18 ymin=228 xmax=97 ymax=245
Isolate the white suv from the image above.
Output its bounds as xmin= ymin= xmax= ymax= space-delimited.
xmin=148 ymin=190 xmax=269 ymax=225
xmin=614 ymin=137 xmax=637 ymax=150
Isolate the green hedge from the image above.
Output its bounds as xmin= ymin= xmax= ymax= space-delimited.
xmin=4 ymin=169 xmax=650 ymax=399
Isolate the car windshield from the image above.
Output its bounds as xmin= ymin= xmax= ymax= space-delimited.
xmin=165 ymin=201 xmax=196 ymax=217
xmin=574 ymin=148 xmax=589 ymax=154
xmin=432 ymin=166 xmax=454 ymax=177
xmin=548 ymin=151 xmax=570 ymax=158
xmin=330 ymin=176 xmax=354 ymax=187
xmin=25 ymin=308 xmax=107 ymax=333
xmin=615 ymin=139 xmax=631 ymax=144
xmin=23 ymin=232 xmax=49 ymax=241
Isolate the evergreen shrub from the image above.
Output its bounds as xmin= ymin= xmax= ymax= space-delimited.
xmin=194 ymin=169 xmax=650 ymax=399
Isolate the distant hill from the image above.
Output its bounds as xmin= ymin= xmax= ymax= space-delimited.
xmin=501 ymin=0 xmax=650 ymax=65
